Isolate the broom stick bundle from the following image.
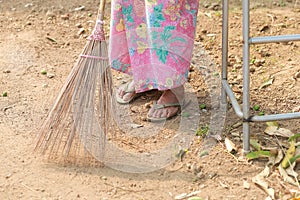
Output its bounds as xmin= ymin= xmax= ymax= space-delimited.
xmin=35 ymin=0 xmax=116 ymax=164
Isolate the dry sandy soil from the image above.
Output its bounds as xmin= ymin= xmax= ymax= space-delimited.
xmin=0 ymin=0 xmax=299 ymax=199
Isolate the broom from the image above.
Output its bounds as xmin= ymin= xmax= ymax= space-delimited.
xmin=35 ymin=0 xmax=116 ymax=164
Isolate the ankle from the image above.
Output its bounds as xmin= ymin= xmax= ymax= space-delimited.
xmin=169 ymin=86 xmax=184 ymax=102
xmin=158 ymin=86 xmax=184 ymax=104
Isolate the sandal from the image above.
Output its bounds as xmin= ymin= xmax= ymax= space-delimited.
xmin=116 ymin=81 xmax=141 ymax=104
xmin=147 ymin=100 xmax=190 ymax=122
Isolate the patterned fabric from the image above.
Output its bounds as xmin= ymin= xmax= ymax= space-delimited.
xmin=109 ymin=0 xmax=199 ymax=93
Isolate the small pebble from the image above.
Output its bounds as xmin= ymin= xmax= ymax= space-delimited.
xmin=3 ymin=70 xmax=11 ymax=73
xmin=61 ymin=14 xmax=69 ymax=20
xmin=24 ymin=3 xmax=33 ymax=8
xmin=130 ymin=106 xmax=139 ymax=113
xmin=77 ymin=28 xmax=85 ymax=35
xmin=47 ymin=73 xmax=55 ymax=79
xmin=141 ymin=116 xmax=147 ymax=121
xmin=144 ymin=102 xmax=152 ymax=109
xmin=250 ymin=67 xmax=255 ymax=73
xmin=191 ymin=163 xmax=201 ymax=174
xmin=231 ymin=131 xmax=240 ymax=137
xmin=243 ymin=180 xmax=250 ymax=189
xmin=5 ymin=173 xmax=12 ymax=179
xmin=46 ymin=10 xmax=55 ymax=18
xmin=75 ymin=23 xmax=83 ymax=28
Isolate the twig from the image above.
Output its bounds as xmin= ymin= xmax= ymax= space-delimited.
xmin=274 ymin=136 xmax=300 ymax=189
xmin=266 ymin=14 xmax=274 ymax=24
xmin=21 ymin=183 xmax=35 ymax=192
xmin=104 ymin=182 xmax=154 ymax=193
xmin=167 ymin=163 xmax=184 ymax=172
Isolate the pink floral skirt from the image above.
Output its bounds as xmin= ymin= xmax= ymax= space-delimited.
xmin=109 ymin=0 xmax=199 ymax=93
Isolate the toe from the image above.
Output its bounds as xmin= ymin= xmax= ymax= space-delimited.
xmin=166 ymin=107 xmax=178 ymax=118
xmin=122 ymin=92 xmax=134 ymax=102
xmin=160 ymin=108 xmax=168 ymax=118
xmin=147 ymin=106 xmax=155 ymax=118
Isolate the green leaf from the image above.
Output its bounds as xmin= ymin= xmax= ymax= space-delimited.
xmin=213 ymin=71 xmax=219 ymax=76
xmin=199 ymin=150 xmax=208 ymax=157
xmin=199 ymin=104 xmax=206 ymax=109
xmin=288 ymin=133 xmax=300 ymax=142
xmin=246 ymin=151 xmax=270 ymax=160
xmin=41 ymin=69 xmax=47 ymax=75
xmin=250 ymin=139 xmax=261 ymax=151
xmin=196 ymin=125 xmax=209 ymax=137
xmin=253 ymin=105 xmax=260 ymax=111
xmin=288 ymin=154 xmax=300 ymax=166
xmin=2 ymin=92 xmax=8 ymax=97
xmin=182 ymin=112 xmax=190 ymax=118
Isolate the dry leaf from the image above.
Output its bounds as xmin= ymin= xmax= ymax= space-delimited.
xmin=264 ymin=126 xmax=294 ymax=138
xmin=252 ymin=166 xmax=275 ymax=199
xmin=266 ymin=121 xmax=279 ymax=127
xmin=278 ymin=164 xmax=299 ymax=187
xmin=259 ymin=166 xmax=270 ymax=177
xmin=224 ymin=138 xmax=237 ymax=153
xmin=259 ymin=78 xmax=274 ymax=89
xmin=274 ymin=149 xmax=284 ymax=165
xmin=285 ymin=163 xmax=298 ymax=178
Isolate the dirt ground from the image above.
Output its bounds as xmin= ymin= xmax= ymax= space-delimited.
xmin=0 ymin=0 xmax=299 ymax=199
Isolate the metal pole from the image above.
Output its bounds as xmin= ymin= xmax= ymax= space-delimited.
xmin=242 ymin=0 xmax=250 ymax=153
xmin=250 ymin=34 xmax=300 ymax=44
xmin=222 ymin=81 xmax=244 ymax=118
xmin=251 ymin=112 xmax=300 ymax=122
xmin=221 ymin=0 xmax=229 ymax=105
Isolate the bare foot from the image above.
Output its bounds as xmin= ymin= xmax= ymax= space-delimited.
xmin=147 ymin=86 xmax=184 ymax=120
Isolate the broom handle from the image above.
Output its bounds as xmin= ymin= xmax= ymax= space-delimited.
xmin=89 ymin=0 xmax=106 ymax=41
xmin=98 ymin=0 xmax=106 ymax=21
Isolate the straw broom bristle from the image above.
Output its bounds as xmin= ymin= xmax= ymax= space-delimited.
xmin=34 ymin=22 xmax=117 ymax=165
